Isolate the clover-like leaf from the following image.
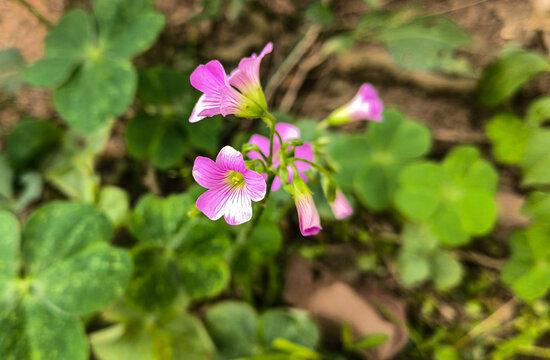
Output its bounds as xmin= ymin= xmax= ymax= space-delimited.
xmin=125 ymin=246 xmax=181 ymax=312
xmin=126 ymin=113 xmax=188 ymax=169
xmin=354 ymin=109 xmax=431 ymax=210
xmin=23 ymin=10 xmax=92 ymax=88
xmin=91 ymin=311 xmax=215 ymax=360
xmin=94 ymin=0 xmax=165 ymax=60
xmin=25 ymin=2 xmax=164 ymax=130
xmin=329 ymin=109 xmax=431 ymax=210
xmin=485 ymin=113 xmax=531 ymax=165
xmin=526 ymin=96 xmax=550 ymax=125
xmin=522 ymin=191 xmax=550 ymax=223
xmin=373 ymin=16 xmax=472 ymax=74
xmin=0 ymin=202 xmax=132 ymax=359
xmin=397 ymin=223 xmax=463 ymax=290
xmin=205 ymin=301 xmax=261 ymax=359
xmin=521 ymin=129 xmax=550 ymax=186
xmin=259 ymin=309 xmax=319 ymax=351
xmin=97 ymin=186 xmax=129 ymax=228
xmin=395 ymin=146 xmax=498 ymax=246
xmin=6 ymin=119 xmax=63 ymax=171
xmin=479 ymin=50 xmax=550 ymax=107
xmin=129 ymin=193 xmax=195 ymax=246
xmin=502 ymin=223 xmax=550 ymax=301
xmin=54 ymin=58 xmax=136 ymax=131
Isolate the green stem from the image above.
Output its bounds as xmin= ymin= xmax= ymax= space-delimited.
xmin=14 ymin=0 xmax=52 ymax=27
xmin=290 ymin=157 xmax=334 ymax=179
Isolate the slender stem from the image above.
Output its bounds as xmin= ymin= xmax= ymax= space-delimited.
xmin=13 ymin=0 xmax=52 ymax=27
xmin=290 ymin=157 xmax=334 ymax=179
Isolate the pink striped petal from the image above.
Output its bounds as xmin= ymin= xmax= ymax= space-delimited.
xmin=192 ymin=156 xmax=225 ymax=189
xmin=196 ymin=186 xmax=230 ymax=221
xmin=229 ymin=42 xmax=273 ymax=94
xmin=216 ymin=146 xmax=246 ymax=172
xmin=330 ymin=191 xmax=354 ymax=219
xmin=295 ymin=193 xmax=321 ymax=236
xmin=244 ymin=169 xmax=267 ymax=201
xmin=190 ymin=94 xmax=219 ymax=123
xmin=223 ymin=187 xmax=252 ymax=225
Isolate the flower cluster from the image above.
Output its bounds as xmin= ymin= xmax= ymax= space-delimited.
xmin=189 ymin=43 xmax=383 ymax=236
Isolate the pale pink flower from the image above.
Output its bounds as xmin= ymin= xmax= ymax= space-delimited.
xmin=329 ymin=190 xmax=354 ymax=219
xmin=292 ymin=178 xmax=321 ymax=236
xmin=247 ymin=122 xmax=314 ymax=191
xmin=326 ymin=83 xmax=383 ymax=125
xmin=229 ymin=42 xmax=273 ymax=110
xmin=193 ymin=146 xmax=266 ymax=225
xmin=189 ymin=43 xmax=273 ymax=123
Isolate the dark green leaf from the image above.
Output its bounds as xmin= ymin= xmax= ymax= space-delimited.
xmin=479 ymin=51 xmax=550 ymax=107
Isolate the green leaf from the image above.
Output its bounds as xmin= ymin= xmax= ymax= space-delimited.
xmin=13 ymin=172 xmax=43 ymax=213
xmin=54 ymin=58 xmax=136 ymax=131
xmin=97 ymin=186 xmax=129 ymax=227
xmin=44 ymin=10 xmax=91 ymax=59
xmin=502 ymin=223 xmax=550 ymax=301
xmin=94 ymin=0 xmax=165 ymax=59
xmin=0 ymin=48 xmax=25 ymax=92
xmin=33 ymin=244 xmax=131 ymax=315
xmin=479 ymin=51 xmax=550 ymax=107
xmin=233 ymin=223 xmax=282 ymax=275
xmin=0 ymin=211 xmax=19 ymax=278
xmin=486 ymin=113 xmax=530 ymax=165
xmin=179 ymin=256 xmax=230 ymax=299
xmin=91 ymin=313 xmax=215 ymax=360
xmin=23 ymin=58 xmax=77 ymax=87
xmin=0 ymin=296 xmax=88 ymax=360
xmin=177 ymin=220 xmax=231 ymax=299
xmin=396 ymin=146 xmax=498 ymax=246
xmin=328 ymin=133 xmax=371 ymax=189
xmin=522 ymin=191 xmax=550 ymax=223
xmin=125 ymin=113 xmax=188 ymax=169
xmin=431 ymin=250 xmax=463 ymax=290
xmin=521 ymin=129 xmax=550 ymax=186
xmin=22 ymin=202 xmax=113 ymax=275
xmin=354 ymin=333 xmax=388 ymax=350
xmin=304 ymin=2 xmax=334 ymax=26
xmin=129 ymin=193 xmax=194 ymax=246
xmin=397 ymin=224 xmax=437 ymax=286
xmin=125 ymin=246 xmax=180 ymax=311
xmin=184 ymin=115 xmax=223 ymax=154
xmin=6 ymin=119 xmax=63 ymax=170
xmin=137 ymin=66 xmax=188 ymax=106
xmin=526 ymin=96 xmax=550 ymax=125
xmin=205 ymin=301 xmax=260 ymax=359
xmin=260 ymin=310 xmax=319 ymax=351
xmin=374 ymin=17 xmax=472 ymax=74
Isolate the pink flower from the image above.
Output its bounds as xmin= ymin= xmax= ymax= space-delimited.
xmin=292 ymin=178 xmax=321 ymax=236
xmin=229 ymin=42 xmax=273 ymax=110
xmin=326 ymin=83 xmax=383 ymax=125
xmin=193 ymin=146 xmax=266 ymax=225
xmin=189 ymin=43 xmax=273 ymax=123
xmin=247 ymin=122 xmax=314 ymax=191
xmin=329 ymin=191 xmax=353 ymax=219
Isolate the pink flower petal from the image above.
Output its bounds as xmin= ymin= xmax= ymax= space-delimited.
xmin=271 ymin=176 xmax=282 ymax=191
xmin=330 ymin=191 xmax=354 ymax=219
xmin=190 ymin=94 xmax=219 ymax=123
xmin=295 ymin=193 xmax=321 ymax=236
xmin=223 ymin=187 xmax=253 ymax=225
xmin=192 ymin=156 xmax=225 ymax=189
xmin=294 ymin=142 xmax=313 ymax=173
xmin=190 ymin=60 xmax=227 ymax=94
xmin=228 ymin=42 xmax=273 ymax=94
xmin=275 ymin=123 xmax=300 ymax=144
xmin=248 ymin=134 xmax=270 ymax=159
xmin=244 ymin=169 xmax=267 ymax=201
xmin=196 ymin=186 xmax=230 ymax=221
xmin=216 ymin=146 xmax=246 ymax=172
